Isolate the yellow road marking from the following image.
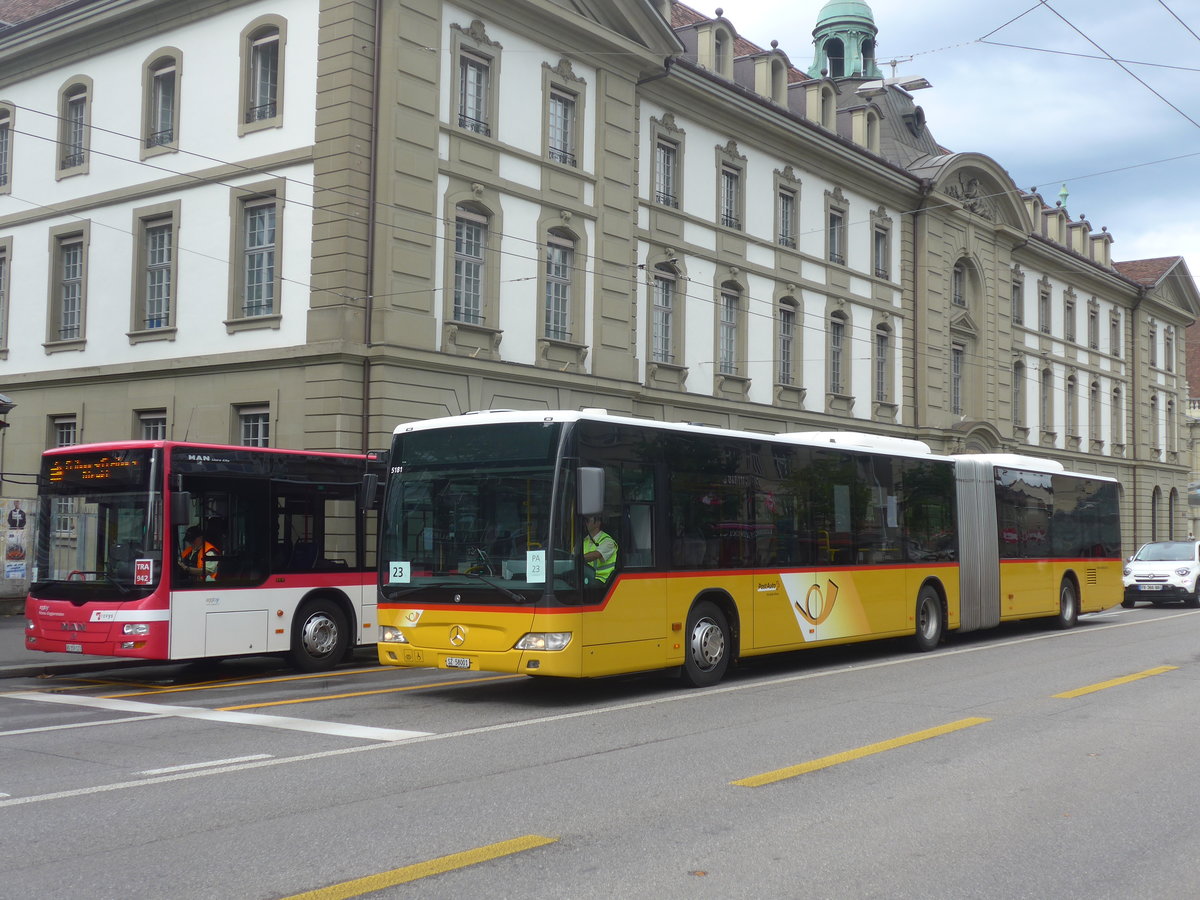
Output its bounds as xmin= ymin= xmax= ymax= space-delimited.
xmin=103 ymin=667 xmax=385 ymax=699
xmin=732 ymin=717 xmax=991 ymax=787
xmin=1053 ymin=665 xmax=1177 ymax=698
xmin=217 ymin=674 xmax=522 ymax=710
xmin=280 ymin=835 xmax=558 ymax=900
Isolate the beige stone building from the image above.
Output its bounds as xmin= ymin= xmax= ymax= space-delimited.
xmin=0 ymin=0 xmax=1194 ymax=565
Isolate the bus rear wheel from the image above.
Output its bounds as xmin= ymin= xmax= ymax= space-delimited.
xmin=1054 ymin=579 xmax=1079 ymax=629
xmin=683 ymin=600 xmax=730 ymax=687
xmin=912 ymin=585 xmax=943 ymax=652
xmin=289 ymin=598 xmax=348 ymax=672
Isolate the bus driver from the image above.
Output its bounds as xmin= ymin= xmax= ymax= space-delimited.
xmin=582 ymin=514 xmax=618 ymax=585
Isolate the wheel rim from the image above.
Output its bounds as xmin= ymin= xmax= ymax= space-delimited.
xmin=689 ymin=616 xmax=725 ymax=671
xmin=918 ymin=596 xmax=937 ymax=640
xmin=300 ymin=612 xmax=338 ymax=658
xmin=1061 ymin=586 xmax=1076 ymax=620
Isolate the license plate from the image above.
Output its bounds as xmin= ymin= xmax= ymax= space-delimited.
xmin=444 ymin=656 xmax=472 ymax=669
xmin=65 ymin=643 xmax=83 ymax=653
xmin=1140 ymin=584 xmax=1164 ymax=591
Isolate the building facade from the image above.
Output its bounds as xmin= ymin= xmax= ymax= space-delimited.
xmin=0 ymin=0 xmax=1194 ymax=585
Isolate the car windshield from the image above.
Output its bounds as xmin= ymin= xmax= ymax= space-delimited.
xmin=1133 ymin=541 xmax=1197 ymax=562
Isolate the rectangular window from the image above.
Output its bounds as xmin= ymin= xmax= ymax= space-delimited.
xmin=652 ymin=275 xmax=674 ymax=363
xmin=0 ymin=244 xmax=7 ymax=350
xmin=1064 ymin=297 xmax=1075 ymax=343
xmin=1012 ymin=280 xmax=1023 ymax=325
xmin=1088 ymin=305 xmax=1099 ymax=349
xmin=951 ymin=345 xmax=964 ymax=416
xmin=239 ymin=407 xmax=270 ymax=447
xmin=952 ymin=265 xmax=965 ymax=307
xmin=829 ymin=319 xmax=844 ymax=393
xmin=52 ymin=417 xmax=78 ymax=535
xmin=718 ymin=291 xmax=738 ymax=375
xmin=828 ymin=211 xmax=845 ymax=265
xmin=875 ymin=330 xmax=888 ymax=402
xmin=1110 ymin=316 xmax=1121 ymax=357
xmin=778 ymin=190 xmax=796 ymax=248
xmin=778 ymin=307 xmax=795 ymax=385
xmin=58 ymin=239 xmax=84 ymax=340
xmin=547 ymin=90 xmax=576 ymax=166
xmin=1013 ymin=365 xmax=1025 ymax=427
xmin=453 ymin=213 xmax=486 ymax=324
xmin=459 ymin=54 xmax=491 ymax=135
xmin=655 ymin=140 xmax=678 ymax=207
xmin=873 ymin=228 xmax=888 ymax=278
xmin=247 ymin=33 xmax=279 ymax=122
xmin=148 ymin=64 xmax=175 ymax=147
xmin=1149 ymin=327 xmax=1158 ymax=367
xmin=544 ymin=239 xmax=571 ymax=341
xmin=243 ymin=200 xmax=276 ymax=317
xmin=144 ymin=220 xmax=173 ymax=329
xmin=1165 ymin=329 xmax=1174 ymax=372
xmin=719 ymin=166 xmax=740 ymax=229
xmin=0 ymin=110 xmax=10 ymax=187
xmin=140 ymin=413 xmax=167 ymax=441
xmin=1038 ymin=287 xmax=1050 ymax=334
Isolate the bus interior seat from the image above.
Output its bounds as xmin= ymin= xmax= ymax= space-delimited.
xmin=289 ymin=541 xmax=318 ymax=570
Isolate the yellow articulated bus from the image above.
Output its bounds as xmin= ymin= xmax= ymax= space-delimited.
xmin=376 ymin=410 xmax=1121 ymax=687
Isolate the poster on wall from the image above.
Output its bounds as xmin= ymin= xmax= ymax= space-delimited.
xmin=1 ymin=499 xmax=29 ymax=581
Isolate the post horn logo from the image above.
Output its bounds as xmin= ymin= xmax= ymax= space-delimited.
xmin=449 ymin=625 xmax=467 ymax=647
xmin=794 ymin=580 xmax=839 ymax=626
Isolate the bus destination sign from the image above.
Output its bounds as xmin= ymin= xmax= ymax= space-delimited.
xmin=47 ymin=454 xmax=147 ymax=486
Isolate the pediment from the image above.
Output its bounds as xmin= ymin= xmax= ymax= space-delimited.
xmin=547 ymin=0 xmax=682 ymax=54
xmin=950 ymin=309 xmax=978 ymax=335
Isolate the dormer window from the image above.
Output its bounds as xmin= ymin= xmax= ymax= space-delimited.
xmin=713 ymin=27 xmax=733 ymax=78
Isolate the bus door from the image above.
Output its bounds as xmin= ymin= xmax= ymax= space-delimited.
xmin=169 ymin=478 xmax=271 ymax=659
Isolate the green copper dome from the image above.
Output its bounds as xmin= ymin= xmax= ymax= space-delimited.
xmin=816 ymin=0 xmax=876 ymax=28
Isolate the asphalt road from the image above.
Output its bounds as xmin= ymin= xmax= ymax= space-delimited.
xmin=2 ymin=604 xmax=1199 ymax=899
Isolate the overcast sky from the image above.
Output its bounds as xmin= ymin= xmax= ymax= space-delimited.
xmin=720 ymin=0 xmax=1200 ymax=279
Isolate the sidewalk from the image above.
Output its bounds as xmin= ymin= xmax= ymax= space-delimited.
xmin=0 ymin=598 xmax=145 ymax=678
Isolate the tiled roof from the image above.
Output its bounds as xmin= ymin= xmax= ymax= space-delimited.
xmin=0 ymin=0 xmax=77 ymax=25
xmin=1113 ymin=256 xmax=1182 ymax=287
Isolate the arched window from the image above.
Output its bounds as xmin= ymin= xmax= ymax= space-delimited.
xmin=57 ymin=77 xmax=92 ymax=175
xmin=717 ymin=283 xmax=741 ymax=376
xmin=713 ymin=27 xmax=733 ymax=78
xmin=239 ymin=16 xmax=287 ymax=133
xmin=453 ymin=204 xmax=488 ymax=324
xmin=1066 ymin=374 xmax=1078 ymax=437
xmin=824 ymin=38 xmax=845 ymax=77
xmin=1151 ymin=487 xmax=1162 ymax=541
xmin=874 ymin=324 xmax=891 ymax=403
xmin=1089 ymin=381 xmax=1100 ymax=444
xmin=651 ymin=261 xmax=679 ymax=364
xmin=543 ymin=229 xmax=575 ymax=341
xmin=829 ymin=312 xmax=848 ymax=395
xmin=1040 ymin=368 xmax=1053 ymax=433
xmin=1112 ymin=386 xmax=1124 ymax=446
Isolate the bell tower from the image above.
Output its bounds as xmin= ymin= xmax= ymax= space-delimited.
xmin=806 ymin=0 xmax=882 ymax=79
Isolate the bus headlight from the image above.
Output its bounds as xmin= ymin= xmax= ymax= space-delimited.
xmin=122 ymin=624 xmax=150 ymax=636
xmin=514 ymin=632 xmax=572 ymax=651
xmin=380 ymin=626 xmax=409 ymax=644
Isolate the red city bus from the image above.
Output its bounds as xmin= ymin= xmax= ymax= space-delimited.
xmin=24 ymin=441 xmax=383 ymax=671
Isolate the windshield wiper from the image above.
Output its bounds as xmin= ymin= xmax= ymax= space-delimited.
xmin=463 ymin=572 xmax=529 ymax=603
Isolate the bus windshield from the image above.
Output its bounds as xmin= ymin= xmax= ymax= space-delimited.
xmin=33 ymin=448 xmax=162 ymax=600
xmin=379 ymin=421 xmax=569 ymax=601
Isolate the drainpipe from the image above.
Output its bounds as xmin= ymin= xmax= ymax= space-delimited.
xmin=636 ymin=56 xmax=674 ymax=87
xmin=360 ymin=0 xmax=383 ymax=454
xmin=910 ymin=179 xmax=933 ymax=434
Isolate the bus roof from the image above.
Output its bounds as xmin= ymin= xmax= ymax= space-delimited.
xmin=395 ymin=409 xmax=941 ymax=460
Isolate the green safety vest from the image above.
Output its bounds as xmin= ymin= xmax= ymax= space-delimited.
xmin=583 ymin=530 xmax=617 ymax=583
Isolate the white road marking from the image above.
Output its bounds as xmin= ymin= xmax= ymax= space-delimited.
xmin=0 ymin=610 xmax=1191 ymax=810
xmin=138 ymin=754 xmax=272 ymax=775
xmin=5 ymin=692 xmax=431 ymax=743
xmin=0 ymin=714 xmax=171 ymax=737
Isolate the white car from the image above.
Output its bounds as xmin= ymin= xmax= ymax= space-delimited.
xmin=1122 ymin=541 xmax=1200 ymax=608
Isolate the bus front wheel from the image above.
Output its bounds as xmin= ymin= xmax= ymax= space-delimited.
xmin=683 ymin=600 xmax=730 ymax=687
xmin=913 ymin=586 xmax=943 ymax=652
xmin=1054 ymin=580 xmax=1079 ymax=629
xmin=289 ymin=598 xmax=348 ymax=672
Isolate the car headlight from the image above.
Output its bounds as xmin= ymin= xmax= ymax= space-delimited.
xmin=380 ymin=626 xmax=409 ymax=644
xmin=514 ymin=632 xmax=572 ymax=651
xmin=1177 ymin=567 xmax=1194 ymax=578
xmin=122 ymin=623 xmax=150 ymax=636
xmin=1123 ymin=567 xmax=1131 ymax=577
